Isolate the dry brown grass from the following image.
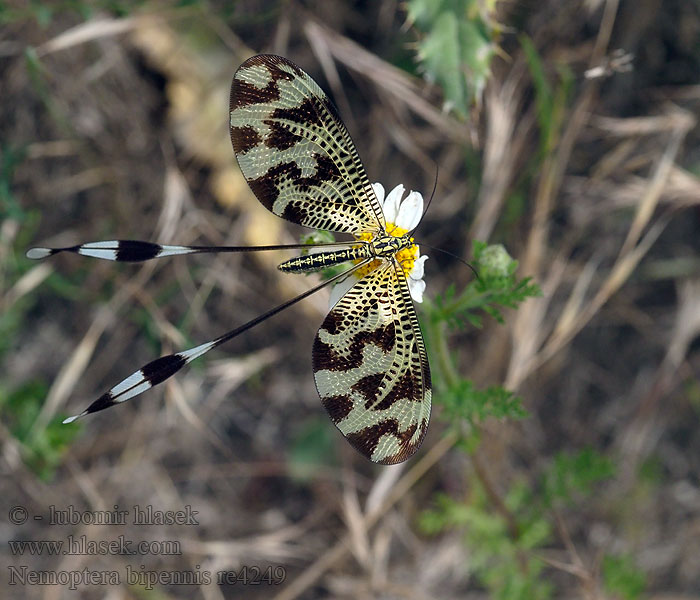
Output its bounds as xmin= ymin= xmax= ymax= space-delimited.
xmin=3 ymin=1 xmax=700 ymax=598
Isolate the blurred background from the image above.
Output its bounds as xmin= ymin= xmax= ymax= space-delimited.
xmin=2 ymin=0 xmax=700 ymax=598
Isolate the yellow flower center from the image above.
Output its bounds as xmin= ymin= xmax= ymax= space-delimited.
xmin=353 ymin=223 xmax=419 ymax=279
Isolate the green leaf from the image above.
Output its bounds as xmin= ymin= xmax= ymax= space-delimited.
xmin=520 ymin=35 xmax=552 ymax=145
xmin=420 ymin=477 xmax=554 ymax=600
xmin=542 ymin=448 xmax=615 ymax=506
xmin=0 ymin=381 xmax=81 ymax=480
xmin=427 ymin=242 xmax=540 ymax=332
xmin=520 ymin=34 xmax=574 ymax=155
xmin=30 ymin=0 xmax=53 ymax=27
xmin=602 ymin=554 xmax=646 ymax=600
xmin=439 ymin=379 xmax=528 ymax=426
xmin=287 ymin=417 xmax=336 ymax=481
xmin=408 ymin=0 xmax=496 ymax=117
xmin=300 ymin=230 xmax=336 ymax=247
xmin=406 ymin=0 xmax=448 ymax=28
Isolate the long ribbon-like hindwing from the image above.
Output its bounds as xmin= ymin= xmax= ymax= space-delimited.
xmin=26 ymin=240 xmax=360 ymax=263
xmin=60 ymin=260 xmax=372 ymax=423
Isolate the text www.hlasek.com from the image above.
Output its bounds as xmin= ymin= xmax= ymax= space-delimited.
xmin=8 ymin=536 xmax=181 ymax=556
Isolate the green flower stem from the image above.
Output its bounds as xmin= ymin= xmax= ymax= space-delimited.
xmin=441 ymin=289 xmax=484 ymax=320
xmin=423 ymin=294 xmax=524 ymax=553
xmin=421 ymin=299 xmax=460 ymax=391
xmin=438 ymin=286 xmax=502 ymax=323
xmin=472 ymin=452 xmax=521 ymax=542
xmin=435 ymin=319 xmax=459 ymax=388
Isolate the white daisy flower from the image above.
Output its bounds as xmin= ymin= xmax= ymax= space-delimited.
xmin=329 ymin=183 xmax=429 ymax=307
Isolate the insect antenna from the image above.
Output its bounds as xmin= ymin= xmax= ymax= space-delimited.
xmin=408 ymin=160 xmax=439 ymax=237
xmin=414 ymin=241 xmax=481 ymax=281
xmin=403 ymin=161 xmax=479 ymax=280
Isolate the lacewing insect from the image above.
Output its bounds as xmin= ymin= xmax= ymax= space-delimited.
xmin=28 ymin=55 xmax=431 ymax=464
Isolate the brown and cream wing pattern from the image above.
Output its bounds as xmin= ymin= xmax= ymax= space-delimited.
xmin=230 ymin=54 xmax=385 ymax=235
xmin=312 ymin=261 xmax=432 ymax=464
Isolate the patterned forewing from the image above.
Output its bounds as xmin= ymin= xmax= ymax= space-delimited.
xmin=312 ymin=262 xmax=431 ymax=464
xmin=230 ymin=55 xmax=384 ymax=234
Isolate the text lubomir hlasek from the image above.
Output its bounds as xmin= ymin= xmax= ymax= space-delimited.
xmin=48 ymin=504 xmax=199 ymax=526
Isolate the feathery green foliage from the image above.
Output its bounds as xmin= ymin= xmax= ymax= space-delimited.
xmin=423 ymin=241 xmax=537 ymax=449
xmin=602 ymin=554 xmax=646 ymax=600
xmin=407 ymin=0 xmax=498 ymax=117
xmin=420 ymin=449 xmax=619 ymax=598
xmin=1 ymin=382 xmax=81 ymax=480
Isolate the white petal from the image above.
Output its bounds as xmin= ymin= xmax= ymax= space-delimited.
xmin=371 ymin=182 xmax=385 ymax=205
xmin=410 ymin=255 xmax=428 ymax=280
xmin=395 ymin=190 xmax=424 ymax=231
xmin=382 ymin=184 xmax=405 ymax=224
xmin=329 ymin=272 xmax=357 ymax=308
xmin=408 ymin=277 xmax=426 ymax=303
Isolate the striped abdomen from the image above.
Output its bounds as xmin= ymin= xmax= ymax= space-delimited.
xmin=278 ymin=245 xmax=372 ymax=273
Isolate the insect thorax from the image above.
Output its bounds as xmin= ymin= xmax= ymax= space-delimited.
xmin=371 ymin=234 xmax=414 ymax=257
